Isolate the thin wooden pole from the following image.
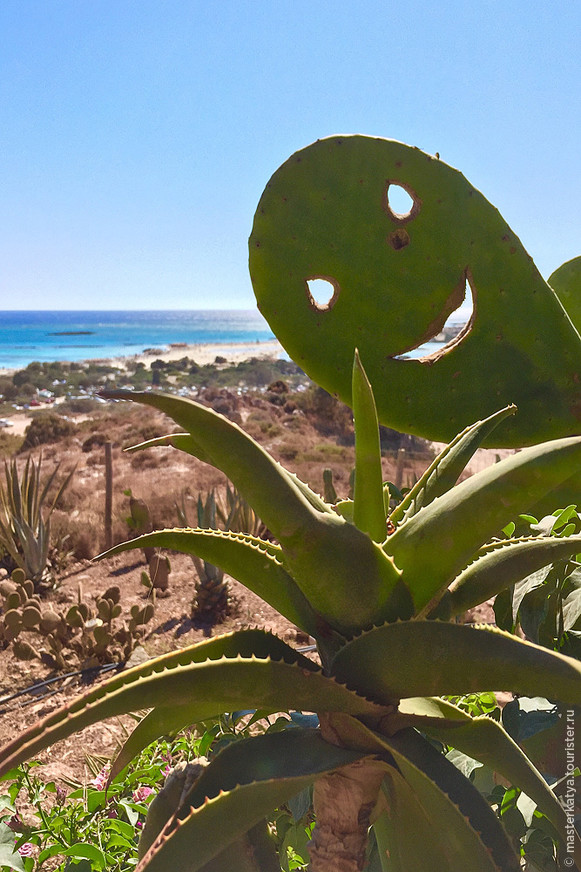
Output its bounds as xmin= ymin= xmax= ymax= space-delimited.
xmin=105 ymin=442 xmax=113 ymax=550
xmin=395 ymin=448 xmax=405 ymax=489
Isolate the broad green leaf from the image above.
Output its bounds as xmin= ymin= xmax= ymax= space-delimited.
xmin=390 ymin=405 xmax=516 ymax=526
xmin=563 ymin=568 xmax=581 ymax=630
xmin=63 ymin=843 xmax=107 ymax=870
xmin=0 ymin=630 xmax=387 ymax=777
xmin=384 ymin=435 xmax=581 ymax=614
xmin=435 ymin=534 xmax=581 ymax=618
xmin=331 ymin=621 xmax=581 ymax=705
xmin=324 ymin=713 xmax=520 ymax=872
xmin=99 ymin=528 xmax=319 ymax=636
xmin=137 ymin=729 xmax=366 ymax=872
xmin=0 ymin=823 xmax=25 ymax=872
xmin=389 ymin=697 xmax=568 ymax=843
xmin=352 ymin=350 xmax=386 ymax=541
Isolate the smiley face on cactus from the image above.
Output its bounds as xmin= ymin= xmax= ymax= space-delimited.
xmin=249 ymin=136 xmax=581 ymax=446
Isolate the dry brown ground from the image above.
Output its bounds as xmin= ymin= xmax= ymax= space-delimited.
xmin=0 ymin=388 xmax=438 ymax=785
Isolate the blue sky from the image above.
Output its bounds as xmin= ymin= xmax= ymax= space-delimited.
xmin=1 ymin=1 xmax=579 ymax=310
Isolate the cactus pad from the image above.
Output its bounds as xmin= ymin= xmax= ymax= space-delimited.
xmin=249 ymin=136 xmax=581 ymax=446
xmin=549 ymin=256 xmax=581 ymax=333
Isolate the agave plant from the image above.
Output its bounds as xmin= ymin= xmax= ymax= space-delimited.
xmin=0 ymin=454 xmax=74 ymax=586
xmin=1 ymin=352 xmax=580 ymax=871
xmin=176 ymin=489 xmax=231 ymax=620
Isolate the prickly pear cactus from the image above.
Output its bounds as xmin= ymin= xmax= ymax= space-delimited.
xmin=249 ymin=136 xmax=581 ymax=447
xmin=549 ymin=255 xmax=581 ymax=333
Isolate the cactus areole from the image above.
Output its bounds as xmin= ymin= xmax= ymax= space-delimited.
xmin=249 ymin=135 xmax=581 ymax=447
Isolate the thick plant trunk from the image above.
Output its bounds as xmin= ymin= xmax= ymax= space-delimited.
xmin=309 ymin=757 xmax=385 ymax=872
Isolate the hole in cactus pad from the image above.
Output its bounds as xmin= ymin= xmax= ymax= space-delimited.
xmin=384 ymin=183 xmax=420 ymax=223
xmin=306 ymin=277 xmax=340 ymax=311
xmin=392 ymin=271 xmax=475 ymax=361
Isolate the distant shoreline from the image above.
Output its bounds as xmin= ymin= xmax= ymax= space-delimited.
xmin=0 ymin=338 xmax=285 ymax=378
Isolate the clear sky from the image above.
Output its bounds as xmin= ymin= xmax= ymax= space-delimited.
xmin=1 ymin=1 xmax=579 ymax=310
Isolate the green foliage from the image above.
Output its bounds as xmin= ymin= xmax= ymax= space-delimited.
xmin=0 ymin=456 xmax=74 ymax=587
xmin=176 ymin=489 xmax=231 ymax=621
xmin=494 ymin=505 xmax=581 ymax=657
xmin=0 ymin=716 xmax=318 ymax=872
xmin=20 ymin=415 xmax=75 ymax=453
xmin=175 ymin=484 xmax=266 ymax=622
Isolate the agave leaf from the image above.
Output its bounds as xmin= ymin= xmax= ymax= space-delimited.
xmin=101 ymin=391 xmax=322 ymax=537
xmin=191 ymin=821 xmax=280 ymax=872
xmin=138 ymin=729 xmax=366 ymax=872
xmin=372 ymin=776 xmax=450 ymax=871
xmin=352 ymin=350 xmax=386 ymax=541
xmin=129 ymin=432 xmax=333 ymax=515
xmin=389 ymin=405 xmax=516 ymax=526
xmin=102 ymin=391 xmax=405 ymax=634
xmin=325 ymin=713 xmax=519 ymax=872
xmin=373 ymin=770 xmax=497 ymax=872
xmin=433 ymin=534 xmax=581 ymax=618
xmin=330 ymin=620 xmax=581 ymax=705
xmin=384 ymin=435 xmax=581 ymax=614
xmin=0 ymin=629 xmax=387 ymax=777
xmin=387 ymin=697 xmax=568 ymax=844
xmin=108 ymin=706 xmax=204 ymax=786
xmin=98 ymin=528 xmax=319 ymax=636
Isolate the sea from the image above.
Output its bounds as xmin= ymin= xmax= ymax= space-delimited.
xmin=0 ymin=301 xmax=473 ymax=371
xmin=0 ymin=310 xmax=276 ymax=371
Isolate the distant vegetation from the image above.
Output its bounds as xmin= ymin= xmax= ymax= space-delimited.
xmin=0 ymin=355 xmax=306 ymax=415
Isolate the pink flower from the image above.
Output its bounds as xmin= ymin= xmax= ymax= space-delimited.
xmin=107 ymin=808 xmax=118 ymax=819
xmin=18 ymin=843 xmax=34 ymax=857
xmin=162 ymin=764 xmax=172 ymax=777
xmin=132 ymin=785 xmax=154 ymax=803
xmin=90 ymin=764 xmax=111 ymax=790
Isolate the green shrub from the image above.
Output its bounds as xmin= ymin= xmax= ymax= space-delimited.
xmin=20 ymin=414 xmax=76 ymax=452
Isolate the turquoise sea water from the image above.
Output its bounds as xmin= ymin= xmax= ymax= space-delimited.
xmin=0 ymin=301 xmax=473 ymax=371
xmin=0 ymin=310 xmax=275 ymax=370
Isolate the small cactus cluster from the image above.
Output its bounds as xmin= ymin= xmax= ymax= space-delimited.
xmin=126 ymin=492 xmax=155 ymax=562
xmin=141 ymin=553 xmax=171 ymax=593
xmin=0 ymin=569 xmax=156 ymax=668
xmin=0 ymin=568 xmax=61 ymax=652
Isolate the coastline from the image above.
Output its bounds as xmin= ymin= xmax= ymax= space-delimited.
xmin=0 ymin=338 xmax=286 ymax=436
xmin=0 ymin=338 xmax=285 ymax=378
xmin=115 ymin=338 xmax=284 ymax=370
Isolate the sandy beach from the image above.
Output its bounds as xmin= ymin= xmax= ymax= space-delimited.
xmin=0 ymin=338 xmax=285 ymax=379
xmin=113 ymin=338 xmax=285 ymax=370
